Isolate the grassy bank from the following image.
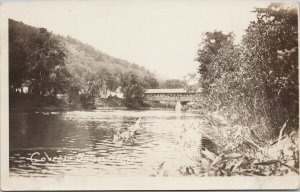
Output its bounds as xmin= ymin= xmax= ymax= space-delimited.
xmin=9 ymin=94 xmax=70 ymax=112
xmin=151 ymin=112 xmax=299 ymax=177
xmin=95 ymin=96 xmax=126 ymax=109
xmin=9 ymin=94 xmax=173 ymax=111
xmin=10 ymin=94 xmax=128 ymax=111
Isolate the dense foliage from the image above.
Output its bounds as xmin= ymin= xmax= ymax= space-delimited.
xmin=9 ymin=19 xmax=159 ymax=108
xmin=57 ymin=35 xmax=159 ymax=93
xmin=9 ymin=19 xmax=70 ymax=95
xmin=243 ymin=4 xmax=298 ymax=134
xmin=152 ymin=117 xmax=299 ymax=177
xmin=196 ymin=3 xmax=298 ymax=137
xmin=159 ymin=79 xmax=187 ymax=89
xmin=122 ymin=73 xmax=146 ymax=110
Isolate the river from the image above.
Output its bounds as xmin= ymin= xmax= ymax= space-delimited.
xmin=9 ymin=109 xmax=205 ymax=177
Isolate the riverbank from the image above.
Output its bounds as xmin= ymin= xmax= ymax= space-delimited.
xmin=9 ymin=94 xmax=151 ymax=112
xmin=9 ymin=94 xmax=71 ymax=112
xmin=151 ymin=112 xmax=299 ymax=177
xmin=9 ymin=94 xmax=185 ymax=112
xmin=9 ymin=95 xmax=122 ymax=112
xmin=95 ymin=96 xmax=125 ymax=108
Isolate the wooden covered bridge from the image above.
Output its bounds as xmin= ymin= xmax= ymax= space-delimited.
xmin=144 ymin=88 xmax=200 ymax=111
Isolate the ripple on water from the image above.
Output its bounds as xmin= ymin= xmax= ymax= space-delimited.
xmin=9 ymin=110 xmax=202 ymax=177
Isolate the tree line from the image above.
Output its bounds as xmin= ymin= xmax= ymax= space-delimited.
xmin=196 ymin=3 xmax=298 ymax=137
xmin=9 ymin=19 xmax=166 ymax=108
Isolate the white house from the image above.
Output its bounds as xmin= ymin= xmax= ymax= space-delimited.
xmin=107 ymin=87 xmax=124 ymax=98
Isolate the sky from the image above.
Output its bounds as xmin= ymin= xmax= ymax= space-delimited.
xmin=2 ymin=0 xmax=272 ymax=79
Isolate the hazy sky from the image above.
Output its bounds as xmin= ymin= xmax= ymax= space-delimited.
xmin=3 ymin=0 xmax=271 ymax=79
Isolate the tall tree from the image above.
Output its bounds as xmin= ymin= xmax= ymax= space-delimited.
xmin=123 ymin=73 xmax=145 ymax=109
xmin=196 ymin=31 xmax=233 ymax=94
xmin=195 ymin=3 xmax=298 ymax=136
xmin=9 ymin=19 xmax=70 ymax=95
xmin=242 ymin=3 xmax=298 ymax=134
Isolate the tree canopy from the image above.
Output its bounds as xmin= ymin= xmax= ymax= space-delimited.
xmin=9 ymin=19 xmax=159 ymax=108
xmin=122 ymin=73 xmax=146 ymax=109
xmin=9 ymin=20 xmax=70 ymax=95
xmin=159 ymin=79 xmax=187 ymax=89
xmin=196 ymin=3 xmax=298 ymax=136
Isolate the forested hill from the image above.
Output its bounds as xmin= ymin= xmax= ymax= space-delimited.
xmin=9 ymin=19 xmax=159 ymax=97
xmin=56 ymin=34 xmax=159 ymax=91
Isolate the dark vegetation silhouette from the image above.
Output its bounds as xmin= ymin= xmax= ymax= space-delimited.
xmin=9 ymin=19 xmax=159 ymax=109
xmin=196 ymin=3 xmax=298 ymax=137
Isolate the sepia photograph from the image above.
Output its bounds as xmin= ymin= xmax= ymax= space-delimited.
xmin=0 ymin=0 xmax=299 ymax=190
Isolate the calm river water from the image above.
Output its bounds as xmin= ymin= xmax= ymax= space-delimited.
xmin=10 ymin=110 xmax=204 ymax=177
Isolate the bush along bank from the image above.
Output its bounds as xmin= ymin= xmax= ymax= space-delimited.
xmin=151 ymin=113 xmax=299 ymax=177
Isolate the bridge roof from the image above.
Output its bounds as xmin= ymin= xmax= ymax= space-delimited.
xmin=145 ymin=89 xmax=188 ymax=94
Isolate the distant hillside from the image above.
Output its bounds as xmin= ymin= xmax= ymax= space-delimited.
xmin=9 ymin=19 xmax=159 ymax=95
xmin=56 ymin=34 xmax=158 ymax=91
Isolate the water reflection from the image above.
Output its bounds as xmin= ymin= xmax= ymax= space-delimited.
xmin=10 ymin=110 xmax=202 ymax=177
